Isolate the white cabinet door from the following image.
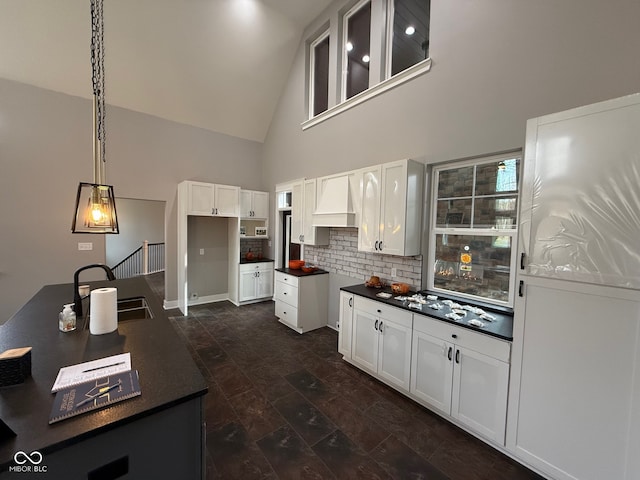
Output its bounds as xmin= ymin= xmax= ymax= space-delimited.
xmin=302 ymin=179 xmax=318 ymax=244
xmin=239 ymin=270 xmax=258 ymax=302
xmin=358 ymin=166 xmax=381 ymax=252
xmin=188 ymin=182 xmax=215 ymax=215
xmin=377 ymin=314 xmax=413 ymax=392
xmin=256 ymin=267 xmax=273 ymax=298
xmin=291 ymin=181 xmax=304 ymax=244
xmin=214 ymin=184 xmax=240 ymax=216
xmin=338 ymin=292 xmax=353 ymax=358
xmin=240 ymin=190 xmax=269 ymax=219
xmin=452 ymin=346 xmax=509 ymax=444
xmin=351 ymin=308 xmax=379 ymax=374
xmin=252 ymin=191 xmax=269 ymax=219
xmin=240 ymin=190 xmax=252 ymax=218
xmin=380 ymin=161 xmax=408 ymax=255
xmin=411 ymin=330 xmax=454 ymax=415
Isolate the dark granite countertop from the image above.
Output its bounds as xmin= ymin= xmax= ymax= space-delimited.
xmin=239 ymin=258 xmax=274 ymax=264
xmin=275 ymin=267 xmax=329 ymax=278
xmin=0 ymin=277 xmax=207 ymax=469
xmin=341 ymin=284 xmax=513 ymax=341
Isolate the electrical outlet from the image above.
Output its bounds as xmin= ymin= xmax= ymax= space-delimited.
xmin=190 ymin=293 xmax=198 ymax=299
xmin=314 ymin=255 xmax=318 ymax=263
xmin=391 ymin=267 xmax=397 ymax=277
xmin=199 ymin=248 xmax=205 ymax=255
xmin=78 ymin=242 xmax=93 ymax=251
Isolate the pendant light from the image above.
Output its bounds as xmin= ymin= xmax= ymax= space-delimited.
xmin=72 ymin=0 xmax=119 ymax=234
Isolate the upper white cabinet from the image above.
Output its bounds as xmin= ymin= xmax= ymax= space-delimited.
xmin=358 ymin=159 xmax=424 ymax=256
xmin=187 ymin=181 xmax=239 ymax=217
xmin=411 ymin=315 xmax=510 ymax=445
xmin=291 ymin=179 xmax=329 ymax=246
xmin=352 ymin=296 xmax=413 ymax=392
xmin=240 ymin=190 xmax=269 ymax=219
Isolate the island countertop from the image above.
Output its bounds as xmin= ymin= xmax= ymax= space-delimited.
xmin=0 ymin=276 xmax=207 ymax=470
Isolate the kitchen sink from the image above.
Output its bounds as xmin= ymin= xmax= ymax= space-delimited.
xmin=86 ymin=296 xmax=153 ymax=328
xmin=115 ymin=297 xmax=153 ymax=321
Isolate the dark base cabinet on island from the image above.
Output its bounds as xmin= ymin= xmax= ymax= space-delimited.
xmin=0 ymin=277 xmax=207 ymax=479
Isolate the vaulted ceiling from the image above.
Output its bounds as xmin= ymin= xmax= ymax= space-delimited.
xmin=0 ymin=0 xmax=334 ymax=142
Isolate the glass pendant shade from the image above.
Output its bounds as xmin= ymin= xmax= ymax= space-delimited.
xmin=72 ymin=182 xmax=119 ymax=234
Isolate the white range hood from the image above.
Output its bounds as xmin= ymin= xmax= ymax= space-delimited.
xmin=312 ymin=175 xmax=357 ymax=227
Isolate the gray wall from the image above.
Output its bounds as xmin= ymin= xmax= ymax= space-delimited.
xmin=187 ymin=216 xmax=229 ymax=299
xmin=262 ymin=0 xmax=640 ymax=186
xmin=105 ymin=198 xmax=165 ymax=267
xmin=0 ymin=78 xmax=262 ymax=323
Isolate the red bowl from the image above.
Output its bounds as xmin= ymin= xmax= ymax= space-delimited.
xmin=289 ymin=260 xmax=305 ymax=269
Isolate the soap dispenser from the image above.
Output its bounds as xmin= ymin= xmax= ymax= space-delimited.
xmin=59 ymin=304 xmax=76 ymax=332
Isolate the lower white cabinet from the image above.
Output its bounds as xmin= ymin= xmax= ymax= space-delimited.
xmin=274 ymin=270 xmax=328 ymax=334
xmin=351 ymin=296 xmax=413 ymax=392
xmin=338 ymin=290 xmax=512 ymax=447
xmin=338 ymin=291 xmax=354 ymax=358
xmin=411 ymin=315 xmax=510 ymax=445
xmin=239 ymin=262 xmax=273 ymax=303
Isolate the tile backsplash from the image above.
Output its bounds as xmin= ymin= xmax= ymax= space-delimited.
xmin=305 ymin=228 xmax=423 ymax=290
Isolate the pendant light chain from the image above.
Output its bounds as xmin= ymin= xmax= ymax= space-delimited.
xmin=90 ymin=0 xmax=106 ymax=176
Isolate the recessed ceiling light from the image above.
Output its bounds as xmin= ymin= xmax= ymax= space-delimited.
xmin=405 ymin=25 xmax=416 ymax=35
xmin=346 ymin=42 xmax=354 ymax=52
xmin=362 ymin=54 xmax=370 ymax=63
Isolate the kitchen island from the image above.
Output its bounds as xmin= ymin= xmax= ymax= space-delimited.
xmin=0 ymin=277 xmax=207 ymax=478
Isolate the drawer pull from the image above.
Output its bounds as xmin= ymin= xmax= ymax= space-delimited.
xmin=451 ymin=334 xmax=457 ymax=339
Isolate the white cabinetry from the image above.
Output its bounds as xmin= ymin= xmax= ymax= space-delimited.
xmin=240 ymin=190 xmax=269 ymax=219
xmin=338 ymin=291 xmax=354 ymax=358
xmin=239 ymin=262 xmax=273 ymax=303
xmin=187 ymin=181 xmax=239 ymax=217
xmin=358 ymin=159 xmax=423 ymax=256
xmin=291 ymin=179 xmax=329 ymax=246
xmin=274 ymin=271 xmax=328 ymax=333
xmin=352 ymin=296 xmax=413 ymax=392
xmin=411 ymin=315 xmax=510 ymax=444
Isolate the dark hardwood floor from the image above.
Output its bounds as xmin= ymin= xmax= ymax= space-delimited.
xmin=144 ymin=273 xmax=544 ymax=480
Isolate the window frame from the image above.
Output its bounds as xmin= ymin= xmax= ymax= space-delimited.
xmin=384 ymin=0 xmax=430 ymax=80
xmin=427 ymin=152 xmax=522 ymax=307
xmin=341 ymin=0 xmax=373 ymax=103
xmin=309 ymin=28 xmax=331 ymax=118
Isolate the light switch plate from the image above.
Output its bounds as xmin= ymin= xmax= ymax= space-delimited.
xmin=199 ymin=248 xmax=205 ymax=255
xmin=391 ymin=267 xmax=397 ymax=277
xmin=78 ymin=242 xmax=93 ymax=251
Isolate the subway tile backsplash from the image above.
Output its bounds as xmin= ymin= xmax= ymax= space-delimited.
xmin=305 ymin=228 xmax=422 ymax=290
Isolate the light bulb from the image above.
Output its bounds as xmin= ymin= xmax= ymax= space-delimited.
xmin=346 ymin=41 xmax=354 ymax=52
xmin=405 ymin=26 xmax=416 ymax=35
xmin=362 ymin=54 xmax=370 ymax=63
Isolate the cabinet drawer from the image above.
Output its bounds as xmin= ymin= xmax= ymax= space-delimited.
xmin=413 ymin=315 xmax=511 ymax=362
xmin=275 ymin=271 xmax=299 ymax=287
xmin=275 ymin=300 xmax=299 ymax=327
xmin=240 ymin=262 xmax=273 ymax=273
xmin=353 ymin=296 xmax=412 ymax=327
xmin=275 ymin=281 xmax=298 ymax=307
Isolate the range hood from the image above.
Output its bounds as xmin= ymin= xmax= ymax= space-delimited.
xmin=312 ymin=175 xmax=357 ymax=227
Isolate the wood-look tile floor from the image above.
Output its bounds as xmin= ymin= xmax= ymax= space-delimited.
xmin=144 ymin=274 xmax=544 ymax=480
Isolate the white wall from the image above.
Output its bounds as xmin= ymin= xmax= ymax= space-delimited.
xmin=105 ymin=198 xmax=165 ymax=267
xmin=262 ymin=0 xmax=640 ymax=186
xmin=0 ymin=78 xmax=263 ymax=323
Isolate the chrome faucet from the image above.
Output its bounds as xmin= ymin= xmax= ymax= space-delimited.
xmin=73 ymin=264 xmax=116 ymax=317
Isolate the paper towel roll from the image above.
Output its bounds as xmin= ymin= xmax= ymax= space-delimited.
xmin=89 ymin=288 xmax=118 ymax=335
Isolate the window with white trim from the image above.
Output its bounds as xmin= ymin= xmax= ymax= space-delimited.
xmin=310 ymin=30 xmax=330 ymax=117
xmin=428 ymin=153 xmax=522 ymax=306
xmin=386 ymin=0 xmax=430 ymax=78
xmin=342 ymin=0 xmax=372 ymax=101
